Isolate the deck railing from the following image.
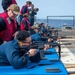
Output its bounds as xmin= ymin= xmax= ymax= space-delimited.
xmin=47 ymin=16 xmax=75 ymax=28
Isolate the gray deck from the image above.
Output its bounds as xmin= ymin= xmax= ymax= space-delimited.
xmin=56 ymin=29 xmax=75 ymax=74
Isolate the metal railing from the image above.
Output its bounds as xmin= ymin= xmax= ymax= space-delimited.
xmin=47 ymin=16 xmax=75 ymax=28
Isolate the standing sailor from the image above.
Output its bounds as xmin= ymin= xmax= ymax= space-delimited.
xmin=0 ymin=4 xmax=20 ymax=45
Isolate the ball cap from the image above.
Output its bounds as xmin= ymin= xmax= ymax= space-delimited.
xmin=31 ymin=25 xmax=38 ymax=29
xmin=7 ymin=4 xmax=20 ymax=15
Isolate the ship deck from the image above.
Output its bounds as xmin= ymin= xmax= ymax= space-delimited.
xmin=56 ymin=29 xmax=75 ymax=75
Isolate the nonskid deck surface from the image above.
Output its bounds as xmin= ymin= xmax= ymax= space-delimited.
xmin=55 ymin=29 xmax=75 ymax=75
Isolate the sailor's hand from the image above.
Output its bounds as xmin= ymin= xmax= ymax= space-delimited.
xmin=3 ymin=41 xmax=7 ymax=44
xmin=29 ymin=11 xmax=32 ymax=14
xmin=13 ymin=31 xmax=19 ymax=38
xmin=48 ymin=38 xmax=53 ymax=42
xmin=44 ymin=44 xmax=52 ymax=50
xmin=27 ymin=49 xmax=37 ymax=57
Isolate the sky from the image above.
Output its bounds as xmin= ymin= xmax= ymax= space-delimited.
xmin=0 ymin=0 xmax=75 ymax=19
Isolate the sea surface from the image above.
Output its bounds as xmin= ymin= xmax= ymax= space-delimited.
xmin=35 ymin=19 xmax=75 ymax=28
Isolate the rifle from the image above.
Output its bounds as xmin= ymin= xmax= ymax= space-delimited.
xmin=39 ymin=29 xmax=72 ymax=40
xmin=18 ymin=43 xmax=46 ymax=60
xmin=41 ymin=35 xmax=72 ymax=41
xmin=59 ymin=36 xmax=72 ymax=39
xmin=19 ymin=41 xmax=71 ymax=59
xmin=32 ymin=41 xmax=71 ymax=59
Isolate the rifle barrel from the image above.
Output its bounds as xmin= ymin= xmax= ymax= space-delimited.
xmin=60 ymin=36 xmax=72 ymax=39
xmin=59 ymin=43 xmax=71 ymax=45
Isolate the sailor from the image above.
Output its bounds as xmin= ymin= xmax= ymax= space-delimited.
xmin=28 ymin=4 xmax=39 ymax=26
xmin=20 ymin=13 xmax=30 ymax=31
xmin=20 ymin=1 xmax=32 ymax=15
xmin=16 ymin=1 xmax=32 ymax=29
xmin=0 ymin=4 xmax=20 ymax=45
xmin=0 ymin=30 xmax=49 ymax=69
xmin=30 ymin=25 xmax=52 ymax=42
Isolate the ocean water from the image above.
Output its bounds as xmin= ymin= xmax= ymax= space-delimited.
xmin=35 ymin=19 xmax=75 ymax=28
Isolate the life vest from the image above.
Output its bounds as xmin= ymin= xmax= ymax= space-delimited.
xmin=11 ymin=0 xmax=17 ymax=4
xmin=0 ymin=12 xmax=16 ymax=41
xmin=20 ymin=17 xmax=30 ymax=31
xmin=20 ymin=4 xmax=28 ymax=14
